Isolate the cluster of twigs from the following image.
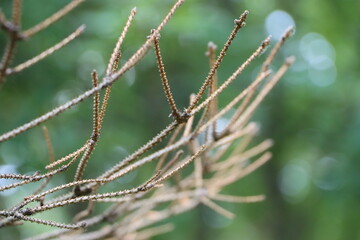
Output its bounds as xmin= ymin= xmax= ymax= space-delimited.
xmin=0 ymin=0 xmax=294 ymax=239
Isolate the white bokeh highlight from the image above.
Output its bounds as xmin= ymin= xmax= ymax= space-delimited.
xmin=299 ymin=32 xmax=337 ymax=87
xmin=265 ymin=10 xmax=295 ymax=41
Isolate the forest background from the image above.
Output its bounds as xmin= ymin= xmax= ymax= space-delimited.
xmin=0 ymin=0 xmax=359 ymax=239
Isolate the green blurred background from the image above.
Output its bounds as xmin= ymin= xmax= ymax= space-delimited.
xmin=0 ymin=0 xmax=359 ymax=239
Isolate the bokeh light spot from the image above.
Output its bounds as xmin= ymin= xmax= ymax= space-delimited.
xmin=299 ymin=33 xmax=337 ymax=87
xmin=265 ymin=10 xmax=295 ymax=41
xmin=279 ymin=161 xmax=310 ymax=202
xmin=313 ymin=156 xmax=343 ymax=191
xmin=0 ymin=164 xmax=19 ymax=196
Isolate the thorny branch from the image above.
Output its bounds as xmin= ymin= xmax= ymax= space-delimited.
xmin=0 ymin=0 xmax=294 ymax=239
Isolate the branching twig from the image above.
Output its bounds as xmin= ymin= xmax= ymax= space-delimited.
xmin=7 ymin=25 xmax=85 ymax=75
xmin=0 ymin=2 xmax=294 ymax=239
xmin=22 ymin=0 xmax=85 ymax=39
xmin=186 ymin=10 xmax=249 ymax=113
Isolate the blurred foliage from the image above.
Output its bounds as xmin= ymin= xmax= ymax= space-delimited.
xmin=0 ymin=0 xmax=359 ymax=239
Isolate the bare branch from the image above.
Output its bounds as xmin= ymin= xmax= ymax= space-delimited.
xmin=22 ymin=0 xmax=85 ymax=38
xmin=186 ymin=10 xmax=249 ymax=113
xmin=7 ymin=25 xmax=85 ymax=75
xmin=0 ymin=0 xmax=185 ymax=143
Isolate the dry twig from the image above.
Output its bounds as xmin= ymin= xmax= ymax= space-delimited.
xmin=0 ymin=1 xmax=294 ymax=238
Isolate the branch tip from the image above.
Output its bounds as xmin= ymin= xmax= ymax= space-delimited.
xmin=234 ymin=10 xmax=249 ymax=26
xmin=286 ymin=56 xmax=296 ymax=65
xmin=284 ymin=26 xmax=295 ymax=38
xmin=208 ymin=41 xmax=217 ymax=50
xmin=262 ymin=36 xmax=271 ymax=47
